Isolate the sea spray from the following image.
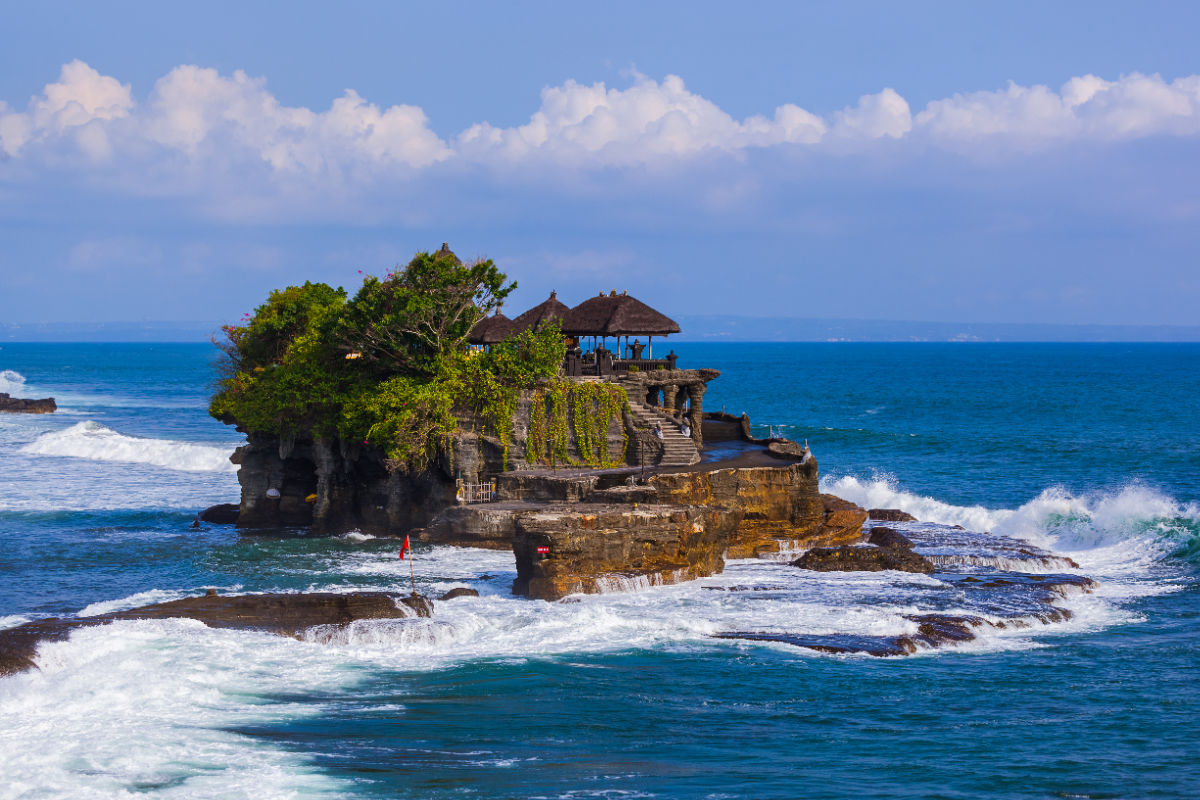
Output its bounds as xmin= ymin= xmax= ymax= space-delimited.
xmin=19 ymin=421 xmax=237 ymax=473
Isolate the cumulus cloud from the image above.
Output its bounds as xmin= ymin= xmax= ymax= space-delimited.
xmin=0 ymin=60 xmax=133 ymax=159
xmin=2 ymin=61 xmax=1200 ymax=194
xmin=458 ymin=73 xmax=826 ymax=165
xmin=832 ymin=88 xmax=912 ymax=139
xmin=915 ymin=72 xmax=1200 ymax=143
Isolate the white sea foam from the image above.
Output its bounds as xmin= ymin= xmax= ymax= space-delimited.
xmin=822 ymin=475 xmax=1200 ymax=576
xmin=78 ymin=589 xmax=196 ymax=617
xmin=0 ymin=619 xmax=355 ymax=799
xmin=18 ymin=421 xmax=237 ymax=473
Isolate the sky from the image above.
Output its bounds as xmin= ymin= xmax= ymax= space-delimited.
xmin=2 ymin=1 xmax=1199 ymax=330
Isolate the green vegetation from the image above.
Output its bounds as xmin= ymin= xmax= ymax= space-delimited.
xmin=210 ymin=249 xmax=566 ymax=469
xmin=526 ymin=380 xmax=630 ymax=468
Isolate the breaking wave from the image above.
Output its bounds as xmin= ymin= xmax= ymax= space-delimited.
xmin=18 ymin=421 xmax=237 ymax=473
xmin=822 ymin=475 xmax=1200 ymax=568
xmin=0 ymin=369 xmax=28 ymax=395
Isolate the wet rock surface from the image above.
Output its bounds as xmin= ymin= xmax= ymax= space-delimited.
xmin=439 ymin=587 xmax=480 ymax=601
xmin=792 ymin=544 xmax=936 ymax=574
xmin=868 ymin=508 xmax=917 ymax=522
xmin=198 ymin=503 xmax=240 ymax=524
xmin=0 ymin=393 xmax=56 ymax=414
xmin=0 ymin=591 xmax=432 ymax=677
xmin=715 ymin=522 xmax=1098 ymax=657
xmin=867 ymin=526 xmax=914 ymax=549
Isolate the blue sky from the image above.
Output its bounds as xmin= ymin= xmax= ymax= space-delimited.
xmin=2 ymin=1 xmax=1199 ymax=328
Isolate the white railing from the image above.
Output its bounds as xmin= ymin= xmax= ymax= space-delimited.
xmin=456 ymin=479 xmax=497 ymax=504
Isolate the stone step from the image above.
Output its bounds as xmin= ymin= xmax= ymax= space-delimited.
xmin=627 ymin=400 xmax=700 ymax=466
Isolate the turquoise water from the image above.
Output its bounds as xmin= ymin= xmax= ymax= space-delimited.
xmin=1 ymin=343 xmax=1197 ymax=799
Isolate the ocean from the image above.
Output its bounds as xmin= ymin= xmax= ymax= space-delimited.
xmin=1 ymin=342 xmax=1197 ymax=799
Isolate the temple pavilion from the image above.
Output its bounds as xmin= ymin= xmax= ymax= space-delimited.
xmin=471 ymin=288 xmax=682 ymax=377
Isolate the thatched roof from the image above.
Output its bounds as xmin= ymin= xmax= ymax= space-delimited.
xmin=434 ymin=242 xmax=462 ymax=266
xmin=562 ymin=291 xmax=680 ymax=336
xmin=468 ymin=311 xmax=515 ymax=345
xmin=511 ymin=291 xmax=571 ymax=333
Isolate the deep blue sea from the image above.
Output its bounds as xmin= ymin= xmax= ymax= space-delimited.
xmin=2 ymin=342 xmax=1198 ymax=800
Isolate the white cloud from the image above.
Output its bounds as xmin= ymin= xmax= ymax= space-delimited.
xmin=458 ymin=74 xmax=826 ymax=165
xmin=832 ymin=88 xmax=912 ymax=139
xmin=143 ymin=65 xmax=449 ymax=171
xmin=0 ymin=60 xmax=133 ymax=158
xmin=913 ymin=72 xmax=1200 ymax=143
xmin=3 ymin=61 xmax=1200 ymax=198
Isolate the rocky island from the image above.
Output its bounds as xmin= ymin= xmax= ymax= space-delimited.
xmin=211 ymin=245 xmax=871 ymax=602
xmin=0 ymin=392 xmax=56 ymax=413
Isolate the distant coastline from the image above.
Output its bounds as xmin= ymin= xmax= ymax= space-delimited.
xmin=5 ymin=316 xmax=1200 ymax=343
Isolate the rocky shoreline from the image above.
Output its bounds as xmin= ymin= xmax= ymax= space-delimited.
xmin=0 ymin=590 xmax=443 ymax=677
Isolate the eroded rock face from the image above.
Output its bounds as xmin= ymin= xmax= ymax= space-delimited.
xmin=650 ymin=461 xmax=831 ymax=558
xmin=417 ymin=503 xmax=523 ymax=550
xmin=0 ymin=393 xmax=56 ymax=414
xmin=0 ymin=591 xmax=431 ymax=677
xmin=792 ymin=544 xmax=935 ymax=574
xmin=512 ymin=504 xmax=739 ymax=600
xmin=233 ymin=432 xmax=465 ymax=533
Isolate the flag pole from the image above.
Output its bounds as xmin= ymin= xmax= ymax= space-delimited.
xmin=409 ymin=547 xmax=416 ymax=595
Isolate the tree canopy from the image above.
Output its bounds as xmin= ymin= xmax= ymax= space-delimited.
xmin=210 ymin=249 xmax=562 ymax=468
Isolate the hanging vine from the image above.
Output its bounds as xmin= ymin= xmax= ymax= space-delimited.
xmin=525 ymin=380 xmax=629 ymax=468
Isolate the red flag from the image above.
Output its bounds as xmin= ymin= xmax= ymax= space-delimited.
xmin=399 ymin=534 xmax=410 ymax=560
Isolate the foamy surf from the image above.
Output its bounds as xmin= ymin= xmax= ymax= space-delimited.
xmin=18 ymin=421 xmax=237 ymax=473
xmin=822 ymin=475 xmax=1200 ymax=574
xmin=0 ymin=619 xmax=354 ymax=799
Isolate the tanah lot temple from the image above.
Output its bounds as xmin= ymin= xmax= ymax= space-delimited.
xmin=229 ymin=244 xmax=863 ymax=604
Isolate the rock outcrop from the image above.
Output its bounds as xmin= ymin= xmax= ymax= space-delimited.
xmin=792 ymin=544 xmax=935 ymax=574
xmin=0 ymin=591 xmax=432 ymax=677
xmin=231 ymin=431 xmax=481 ymax=533
xmin=511 ymin=504 xmax=738 ymax=600
xmin=0 ymin=393 xmax=56 ymax=414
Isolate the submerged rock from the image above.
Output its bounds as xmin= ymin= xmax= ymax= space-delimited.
xmin=198 ymin=503 xmax=240 ymax=524
xmin=792 ymin=544 xmax=935 ymax=574
xmin=439 ymin=587 xmax=480 ymax=601
xmin=0 ymin=393 xmax=56 ymax=414
xmin=0 ymin=591 xmax=432 ymax=677
xmin=867 ymin=527 xmax=915 ymax=549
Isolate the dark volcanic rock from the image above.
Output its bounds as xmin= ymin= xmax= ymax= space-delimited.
xmin=716 ymin=614 xmax=990 ymax=657
xmin=0 ymin=392 xmax=56 ymax=414
xmin=867 ymin=527 xmax=914 ymax=550
xmin=198 ymin=503 xmax=240 ymax=524
xmin=0 ymin=591 xmax=432 ymax=677
xmin=439 ymin=587 xmax=480 ymax=601
xmin=792 ymin=544 xmax=935 ymax=574
xmin=868 ymin=508 xmax=917 ymax=522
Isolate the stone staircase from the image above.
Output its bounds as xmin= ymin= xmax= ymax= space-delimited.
xmin=627 ymin=400 xmax=700 ymax=466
